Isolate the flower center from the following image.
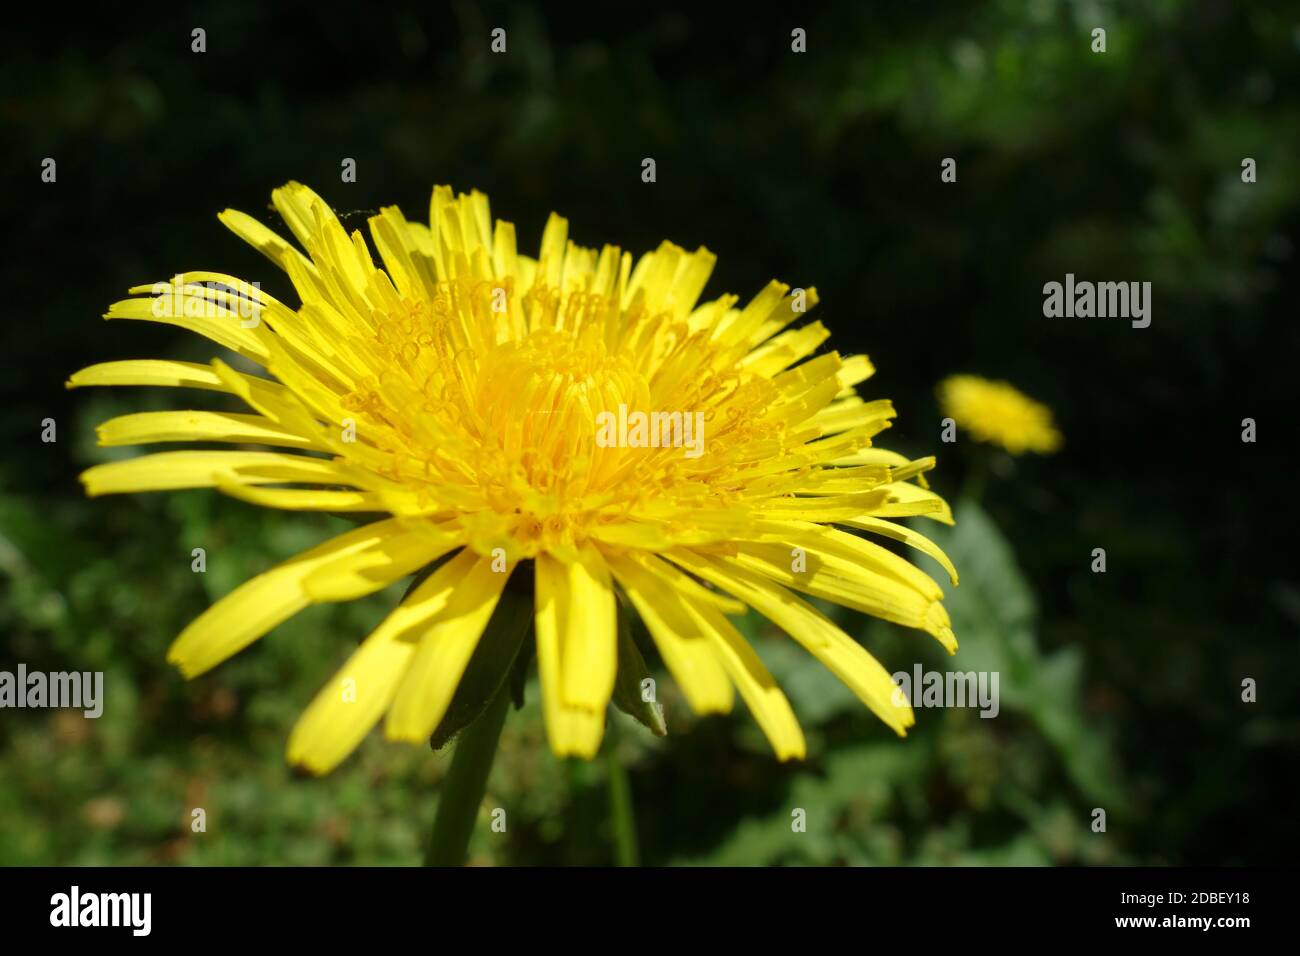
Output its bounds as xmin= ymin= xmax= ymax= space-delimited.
xmin=472 ymin=330 xmax=651 ymax=498
xmin=330 ymin=291 xmax=789 ymax=553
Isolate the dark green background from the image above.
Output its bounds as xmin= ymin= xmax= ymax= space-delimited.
xmin=1 ymin=1 xmax=1295 ymax=865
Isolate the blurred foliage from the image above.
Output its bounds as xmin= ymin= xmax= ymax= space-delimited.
xmin=2 ymin=0 xmax=1297 ymax=864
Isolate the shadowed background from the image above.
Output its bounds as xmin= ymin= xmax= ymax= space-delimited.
xmin=1 ymin=0 xmax=1296 ymax=865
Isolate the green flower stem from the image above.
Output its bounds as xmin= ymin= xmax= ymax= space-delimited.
xmin=425 ymin=684 xmax=511 ymax=866
xmin=605 ymin=718 xmax=640 ymax=867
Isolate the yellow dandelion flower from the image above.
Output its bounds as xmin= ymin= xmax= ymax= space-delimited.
xmin=937 ymin=374 xmax=1062 ymax=455
xmin=69 ymin=182 xmax=959 ymax=774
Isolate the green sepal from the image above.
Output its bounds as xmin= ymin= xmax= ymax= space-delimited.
xmin=428 ymin=584 xmax=534 ymax=751
xmin=508 ymin=630 xmax=535 ymax=710
xmin=611 ymin=605 xmax=667 ymax=736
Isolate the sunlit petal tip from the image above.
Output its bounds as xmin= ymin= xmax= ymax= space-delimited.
xmin=381 ymin=721 xmax=426 ymax=745
xmin=775 ymin=733 xmax=807 ymax=762
xmin=164 ymin=645 xmax=204 ymax=680
xmin=285 ymin=753 xmax=331 ymax=777
xmin=940 ymin=627 xmax=959 ymax=654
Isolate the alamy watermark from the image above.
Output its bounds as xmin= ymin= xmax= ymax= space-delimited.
xmin=151 ymin=274 xmax=262 ymax=327
xmin=891 ymin=665 xmax=1000 ymax=718
xmin=0 ymin=664 xmax=103 ymax=718
xmin=1043 ymin=273 xmax=1151 ymax=328
xmin=594 ymin=404 xmax=705 ymax=459
xmin=50 ymin=886 xmax=151 ymax=936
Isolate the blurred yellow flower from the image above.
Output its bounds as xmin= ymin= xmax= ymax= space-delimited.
xmin=938 ymin=375 xmax=1062 ymax=455
xmin=70 ymin=182 xmax=959 ymax=773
